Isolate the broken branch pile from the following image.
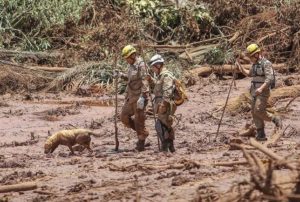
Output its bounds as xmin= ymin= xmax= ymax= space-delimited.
xmin=45 ymin=61 xmax=115 ymax=92
xmin=221 ymin=138 xmax=300 ymax=201
xmin=0 ymin=65 xmax=52 ymax=95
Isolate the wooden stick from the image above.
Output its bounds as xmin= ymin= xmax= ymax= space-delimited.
xmin=250 ymin=138 xmax=282 ymax=161
xmin=113 ymin=54 xmax=119 ymax=152
xmin=257 ymin=27 xmax=290 ymax=43
xmin=214 ymin=63 xmax=236 ymax=141
xmin=249 ymin=138 xmax=295 ymax=170
xmin=266 ymin=128 xmax=283 ymax=147
xmin=228 ymin=31 xmax=242 ymax=43
xmin=213 ymin=161 xmax=248 ymax=166
xmin=0 ymin=182 xmax=37 ymax=193
xmin=284 ymin=95 xmax=299 ymax=111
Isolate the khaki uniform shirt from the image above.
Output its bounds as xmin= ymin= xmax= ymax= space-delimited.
xmin=249 ymin=57 xmax=273 ymax=96
xmin=125 ymin=57 xmax=149 ymax=100
xmin=153 ymin=68 xmax=174 ymax=101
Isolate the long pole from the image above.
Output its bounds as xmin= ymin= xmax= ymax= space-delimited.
xmin=114 ymin=54 xmax=119 ymax=151
xmin=214 ymin=60 xmax=236 ymax=142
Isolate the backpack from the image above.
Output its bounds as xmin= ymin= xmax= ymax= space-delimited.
xmin=161 ymin=71 xmax=188 ymax=106
xmin=270 ymin=67 xmax=276 ymax=89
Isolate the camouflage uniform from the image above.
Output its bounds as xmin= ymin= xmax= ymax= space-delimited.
xmin=249 ymin=57 xmax=278 ymax=139
xmin=153 ymin=68 xmax=177 ymax=152
xmin=120 ymin=57 xmax=150 ymax=145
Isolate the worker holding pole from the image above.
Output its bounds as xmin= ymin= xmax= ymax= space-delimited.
xmin=114 ymin=45 xmax=150 ymax=151
xmin=236 ymin=44 xmax=282 ymax=141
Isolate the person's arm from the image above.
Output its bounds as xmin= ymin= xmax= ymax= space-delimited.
xmin=113 ymin=70 xmax=128 ymax=80
xmin=162 ymin=75 xmax=174 ymax=101
xmin=139 ymin=62 xmax=150 ymax=98
xmin=235 ymin=60 xmax=251 ymax=77
xmin=120 ymin=73 xmax=128 ymax=81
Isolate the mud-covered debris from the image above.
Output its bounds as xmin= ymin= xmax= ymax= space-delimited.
xmin=89 ymin=118 xmax=105 ymax=129
xmin=23 ymin=94 xmax=33 ymax=101
xmin=68 ymin=183 xmax=86 ymax=193
xmin=0 ymin=102 xmax=9 ymax=107
xmin=67 ymin=180 xmax=96 ymax=193
xmin=0 ymin=160 xmax=26 ymax=169
xmin=32 ymin=195 xmax=52 ymax=202
xmin=34 ymin=105 xmax=81 ymax=121
xmin=171 ymin=176 xmax=191 ymax=186
xmin=0 ymin=171 xmax=45 ymax=185
xmin=194 ymin=185 xmax=219 ymax=201
xmin=0 ymin=139 xmax=39 ymax=148
xmin=3 ymin=109 xmax=24 ymax=116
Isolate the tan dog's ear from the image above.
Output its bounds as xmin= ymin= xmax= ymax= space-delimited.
xmin=44 ymin=143 xmax=51 ymax=154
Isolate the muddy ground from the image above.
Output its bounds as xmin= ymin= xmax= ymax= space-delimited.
xmin=0 ymin=74 xmax=299 ymax=202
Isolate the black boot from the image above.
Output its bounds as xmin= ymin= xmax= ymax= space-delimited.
xmin=272 ymin=116 xmax=283 ymax=129
xmin=161 ymin=140 xmax=169 ymax=152
xmin=256 ymin=128 xmax=267 ymax=141
xmin=168 ymin=139 xmax=175 ymax=153
xmin=135 ymin=140 xmax=145 ymax=151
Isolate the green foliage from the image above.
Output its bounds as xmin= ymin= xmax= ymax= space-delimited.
xmin=155 ymin=8 xmax=180 ymax=29
xmin=0 ymin=0 xmax=89 ymax=51
xmin=126 ymin=0 xmax=213 ymax=30
xmin=192 ymin=5 xmax=214 ymax=26
xmin=205 ymin=47 xmax=234 ymax=65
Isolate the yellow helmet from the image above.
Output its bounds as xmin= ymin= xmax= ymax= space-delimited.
xmin=246 ymin=44 xmax=261 ymax=56
xmin=121 ymin=45 xmax=136 ymax=58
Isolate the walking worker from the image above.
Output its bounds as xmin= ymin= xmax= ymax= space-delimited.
xmin=149 ymin=54 xmax=177 ymax=152
xmin=236 ymin=44 xmax=282 ymax=141
xmin=115 ymin=45 xmax=150 ymax=151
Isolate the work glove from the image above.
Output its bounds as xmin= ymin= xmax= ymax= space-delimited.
xmin=137 ymin=96 xmax=145 ymax=110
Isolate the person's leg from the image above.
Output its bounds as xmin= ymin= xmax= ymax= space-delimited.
xmin=134 ymin=104 xmax=149 ymax=151
xmin=120 ymin=100 xmax=135 ymax=130
xmin=158 ymin=101 xmax=177 ymax=152
xmin=251 ymin=96 xmax=266 ymax=141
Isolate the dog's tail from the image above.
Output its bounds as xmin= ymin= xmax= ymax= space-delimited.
xmin=88 ymin=131 xmax=102 ymax=138
xmin=74 ymin=129 xmax=102 ymax=138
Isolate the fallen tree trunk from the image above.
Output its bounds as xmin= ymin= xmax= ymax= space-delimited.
xmin=0 ymin=182 xmax=37 ymax=193
xmin=191 ymin=63 xmax=287 ymax=77
xmin=0 ymin=60 xmax=68 ymax=72
xmin=0 ymin=49 xmax=62 ymax=60
xmin=179 ymin=44 xmax=217 ymax=60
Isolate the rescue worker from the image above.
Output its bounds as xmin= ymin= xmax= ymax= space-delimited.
xmin=236 ymin=44 xmax=282 ymax=141
xmin=116 ymin=45 xmax=150 ymax=151
xmin=149 ymin=54 xmax=176 ymax=152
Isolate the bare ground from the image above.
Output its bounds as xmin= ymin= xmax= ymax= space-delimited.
xmin=0 ymin=75 xmax=300 ymax=202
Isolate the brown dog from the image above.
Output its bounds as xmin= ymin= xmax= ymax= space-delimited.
xmin=44 ymin=129 xmax=100 ymax=154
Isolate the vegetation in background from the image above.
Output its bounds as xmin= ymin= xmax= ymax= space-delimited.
xmin=0 ymin=0 xmax=89 ymax=51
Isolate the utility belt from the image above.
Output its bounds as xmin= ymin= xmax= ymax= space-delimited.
xmin=251 ymin=81 xmax=264 ymax=88
xmin=153 ymin=95 xmax=173 ymax=102
xmin=153 ymin=96 xmax=163 ymax=101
